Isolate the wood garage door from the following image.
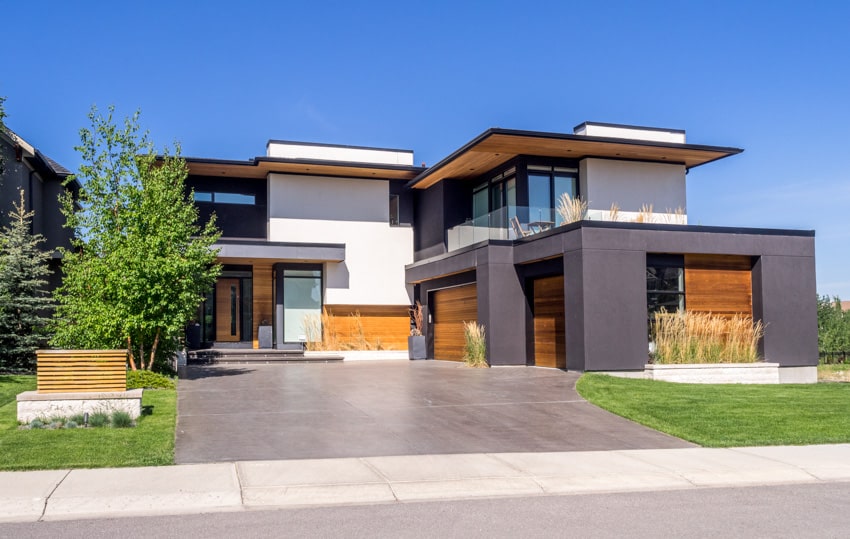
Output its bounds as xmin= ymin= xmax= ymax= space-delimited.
xmin=533 ymin=275 xmax=566 ymax=369
xmin=432 ymin=284 xmax=477 ymax=361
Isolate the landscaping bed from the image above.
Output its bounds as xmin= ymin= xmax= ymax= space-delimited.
xmin=0 ymin=375 xmax=176 ymax=471
xmin=577 ymin=373 xmax=850 ymax=447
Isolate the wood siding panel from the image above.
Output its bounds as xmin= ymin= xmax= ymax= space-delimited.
xmin=324 ymin=305 xmax=410 ymax=350
xmin=433 ymin=284 xmax=478 ymax=361
xmin=685 ymin=254 xmax=753 ymax=316
xmin=533 ymin=275 xmax=566 ymax=369
xmin=37 ymin=350 xmax=127 ymax=393
xmin=252 ymin=263 xmax=274 ymax=348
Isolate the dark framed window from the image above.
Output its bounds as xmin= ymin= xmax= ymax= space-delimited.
xmin=527 ymin=165 xmax=578 ymax=226
xmin=389 ymin=195 xmax=400 ymax=226
xmin=193 ymin=191 xmax=256 ymax=205
xmin=646 ymin=254 xmax=685 ymax=328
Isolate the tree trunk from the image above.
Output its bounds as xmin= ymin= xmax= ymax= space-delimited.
xmin=139 ymin=335 xmax=146 ymax=370
xmin=148 ymin=328 xmax=161 ymax=371
xmin=127 ymin=336 xmax=137 ymax=371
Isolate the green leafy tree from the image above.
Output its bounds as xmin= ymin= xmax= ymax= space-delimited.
xmin=52 ymin=106 xmax=220 ymax=370
xmin=816 ymin=295 xmax=850 ymax=353
xmin=0 ymin=190 xmax=54 ymax=371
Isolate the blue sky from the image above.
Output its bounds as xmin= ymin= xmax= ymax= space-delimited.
xmin=3 ymin=1 xmax=849 ymax=297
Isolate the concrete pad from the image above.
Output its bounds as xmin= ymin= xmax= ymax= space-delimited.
xmin=242 ymin=483 xmax=396 ymax=507
xmin=363 ymin=453 xmax=523 ymax=482
xmin=622 ymin=448 xmax=817 ymax=487
xmin=0 ymin=470 xmax=68 ymax=523
xmin=237 ymin=458 xmax=385 ymax=487
xmin=734 ymin=444 xmax=850 ymax=481
xmin=391 ymin=477 xmax=543 ymax=501
xmin=43 ymin=463 xmax=241 ymax=520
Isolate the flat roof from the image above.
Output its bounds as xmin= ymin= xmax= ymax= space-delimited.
xmin=408 ymin=128 xmax=743 ymax=189
xmin=184 ymin=156 xmax=425 ymax=181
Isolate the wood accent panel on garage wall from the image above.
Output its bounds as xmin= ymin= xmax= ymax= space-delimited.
xmin=684 ymin=254 xmax=753 ymax=316
xmin=432 ymin=284 xmax=478 ymax=361
xmin=252 ymin=262 xmax=274 ymax=348
xmin=324 ymin=305 xmax=410 ymax=350
xmin=533 ymin=275 xmax=566 ymax=369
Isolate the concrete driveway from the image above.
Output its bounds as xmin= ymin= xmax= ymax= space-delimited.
xmin=175 ymin=360 xmax=693 ymax=464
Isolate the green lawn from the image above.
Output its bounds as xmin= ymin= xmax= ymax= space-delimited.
xmin=0 ymin=375 xmax=176 ymax=471
xmin=576 ymin=373 xmax=850 ymax=447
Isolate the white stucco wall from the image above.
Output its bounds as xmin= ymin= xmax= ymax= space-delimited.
xmin=267 ymin=142 xmax=414 ymax=166
xmin=580 ymin=159 xmax=687 ymax=223
xmin=268 ymin=173 xmax=413 ymax=305
xmin=575 ymin=123 xmax=686 ymax=143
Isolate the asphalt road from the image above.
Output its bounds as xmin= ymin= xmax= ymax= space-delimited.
xmin=4 ymin=482 xmax=848 ymax=538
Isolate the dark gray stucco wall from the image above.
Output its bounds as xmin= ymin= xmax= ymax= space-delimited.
xmin=563 ymin=249 xmax=586 ymax=371
xmin=578 ymin=248 xmax=648 ymax=371
xmin=415 ymin=270 xmax=477 ymax=360
xmin=413 ymin=183 xmax=446 ymax=260
xmin=752 ymin=255 xmax=818 ymax=366
xmin=476 ymin=246 xmax=527 ymax=366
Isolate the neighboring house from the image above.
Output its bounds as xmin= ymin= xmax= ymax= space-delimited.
xmin=186 ymin=122 xmax=818 ymax=381
xmin=0 ymin=128 xmax=79 ymax=290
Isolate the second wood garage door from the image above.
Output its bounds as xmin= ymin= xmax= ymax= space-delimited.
xmin=432 ymin=284 xmax=478 ymax=361
xmin=533 ymin=275 xmax=566 ymax=369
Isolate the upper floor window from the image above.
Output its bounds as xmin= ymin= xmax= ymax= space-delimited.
xmin=389 ymin=195 xmax=400 ymax=226
xmin=527 ymin=165 xmax=577 ymax=226
xmin=193 ymin=191 xmax=256 ymax=205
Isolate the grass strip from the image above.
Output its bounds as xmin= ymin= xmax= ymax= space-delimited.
xmin=576 ymin=373 xmax=850 ymax=447
xmin=0 ymin=375 xmax=176 ymax=471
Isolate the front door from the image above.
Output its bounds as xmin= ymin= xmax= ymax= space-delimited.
xmin=215 ymin=278 xmax=241 ymax=342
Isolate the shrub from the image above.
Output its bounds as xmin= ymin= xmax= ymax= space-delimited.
xmin=88 ymin=412 xmax=110 ymax=428
xmin=651 ymin=310 xmax=764 ymax=364
xmin=65 ymin=421 xmax=78 ymax=429
xmin=463 ymin=321 xmax=488 ymax=368
xmin=111 ymin=410 xmax=134 ymax=428
xmin=127 ymin=370 xmax=176 ymax=390
xmin=28 ymin=419 xmax=43 ymax=429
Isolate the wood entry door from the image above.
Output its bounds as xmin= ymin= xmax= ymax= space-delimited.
xmin=432 ymin=284 xmax=477 ymax=361
xmin=215 ymin=278 xmax=241 ymax=342
xmin=533 ymin=275 xmax=566 ymax=369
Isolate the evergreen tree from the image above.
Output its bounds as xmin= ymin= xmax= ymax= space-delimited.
xmin=0 ymin=190 xmax=53 ymax=371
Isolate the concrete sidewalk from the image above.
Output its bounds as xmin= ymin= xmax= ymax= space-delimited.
xmin=2 ymin=445 xmax=849 ymax=523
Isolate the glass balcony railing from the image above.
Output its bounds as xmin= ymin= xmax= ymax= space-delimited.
xmin=446 ymin=206 xmax=561 ymax=251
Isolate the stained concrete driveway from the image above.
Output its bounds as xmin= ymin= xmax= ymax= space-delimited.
xmin=175 ymin=360 xmax=693 ymax=464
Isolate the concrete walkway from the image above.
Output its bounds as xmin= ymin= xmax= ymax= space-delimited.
xmin=2 ymin=444 xmax=849 ymax=523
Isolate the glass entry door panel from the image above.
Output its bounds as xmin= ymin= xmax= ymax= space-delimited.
xmin=283 ymin=269 xmax=323 ymax=343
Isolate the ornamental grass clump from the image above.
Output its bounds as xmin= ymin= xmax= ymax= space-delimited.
xmin=463 ymin=321 xmax=488 ymax=368
xmin=651 ymin=310 xmax=764 ymax=364
xmin=556 ymin=193 xmax=588 ymax=225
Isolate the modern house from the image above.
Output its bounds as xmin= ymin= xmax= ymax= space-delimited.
xmin=0 ymin=128 xmax=79 ymax=290
xmin=185 ymin=122 xmax=818 ymax=381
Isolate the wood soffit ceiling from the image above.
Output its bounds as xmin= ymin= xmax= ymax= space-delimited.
xmin=185 ymin=158 xmax=424 ymax=181
xmin=410 ymin=131 xmax=743 ymax=189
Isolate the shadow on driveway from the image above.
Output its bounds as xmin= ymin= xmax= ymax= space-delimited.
xmin=175 ymin=360 xmax=694 ymax=464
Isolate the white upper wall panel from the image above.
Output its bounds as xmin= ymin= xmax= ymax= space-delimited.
xmin=267 ymin=141 xmax=414 ymax=166
xmin=574 ymin=123 xmax=686 ymax=144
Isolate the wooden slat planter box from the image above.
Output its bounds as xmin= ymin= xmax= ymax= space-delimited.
xmin=36 ymin=350 xmax=128 ymax=393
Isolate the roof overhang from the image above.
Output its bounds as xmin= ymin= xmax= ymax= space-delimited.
xmin=408 ymin=128 xmax=743 ymax=189
xmin=184 ymin=156 xmax=424 ymax=181
xmin=214 ymin=239 xmax=345 ymax=262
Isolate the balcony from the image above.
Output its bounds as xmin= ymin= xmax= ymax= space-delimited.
xmin=447 ymin=206 xmax=561 ymax=251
